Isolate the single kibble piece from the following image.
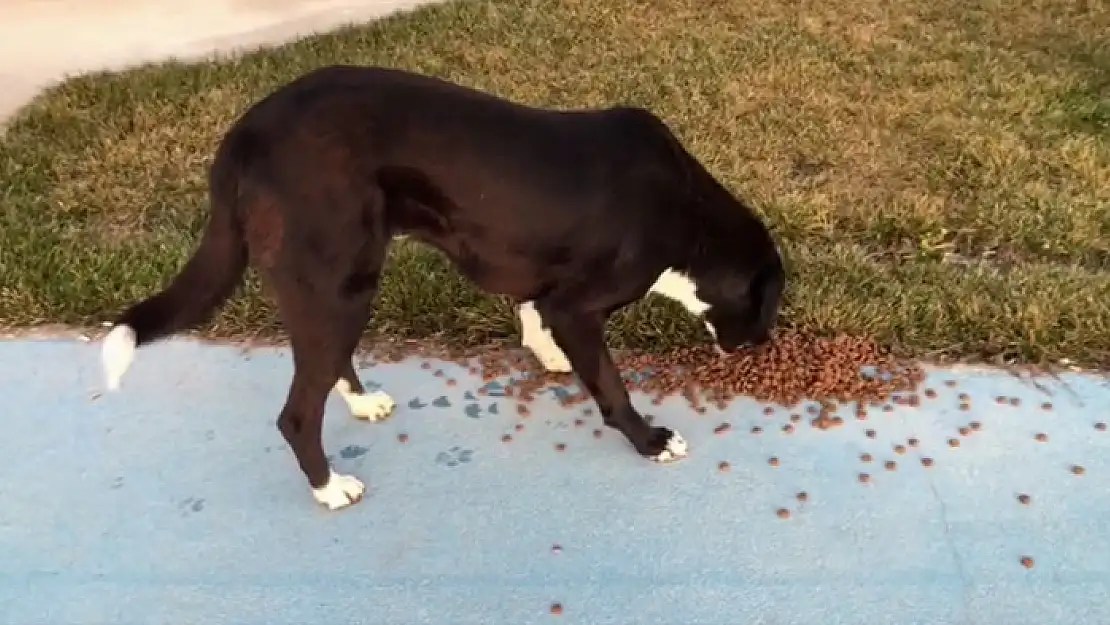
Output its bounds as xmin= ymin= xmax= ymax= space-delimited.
xmin=925 ymin=388 xmax=937 ymax=399
xmin=714 ymin=422 xmax=732 ymax=435
xmin=796 ymin=491 xmax=808 ymax=502
xmin=776 ymin=508 xmax=791 ymax=519
xmin=858 ymin=473 xmax=871 ymax=484
xmin=882 ymin=404 xmax=894 ymax=413
xmin=1096 ymin=422 xmax=1108 ymax=431
xmin=768 ymin=456 xmax=780 ymax=467
xmin=1020 ymin=556 xmax=1034 ymax=569
xmin=959 ymin=402 xmax=970 ymax=411
xmin=397 ymin=433 xmax=409 ymax=443
xmin=782 ymin=424 xmax=794 ymax=434
xmin=763 ymin=406 xmax=775 ymax=416
xmin=501 ymin=434 xmax=512 ymax=443
xmin=969 ymin=421 xmax=982 ymax=431
xmin=885 ymin=460 xmax=897 ymax=471
xmin=592 ymin=428 xmax=602 ymax=439
xmin=1034 ymin=433 xmax=1048 ymax=442
xmin=515 ymin=423 xmax=525 ymax=432
xmin=944 ymin=379 xmax=957 ymax=387
xmin=860 ymin=453 xmax=873 ymax=463
xmin=1041 ymin=402 xmax=1053 ymax=411
xmin=1071 ymin=465 xmax=1086 ymax=476
xmin=995 ymin=396 xmax=1007 ymax=404
xmin=907 ymin=438 xmax=920 ymax=447
xmin=446 ymin=379 xmax=457 ymax=387
xmin=1017 ymin=494 xmax=1031 ymax=505
xmin=751 ymin=426 xmax=763 ymax=435
xmin=790 ymin=414 xmax=801 ymax=423
xmin=921 ymin=457 xmax=934 ymax=467
xmin=958 ymin=426 xmax=970 ymax=436
xmin=1009 ymin=397 xmax=1021 ymax=407
xmin=718 ymin=461 xmax=731 ymax=473
xmin=865 ymin=429 xmax=876 ymax=439
xmin=550 ymin=603 xmax=564 ymax=615
xmin=948 ymin=438 xmax=960 ymax=448
xmin=555 ymin=443 xmax=567 ymax=452
xmin=959 ymin=393 xmax=971 ymax=402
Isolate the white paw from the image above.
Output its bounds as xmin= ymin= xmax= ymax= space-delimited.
xmin=101 ymin=324 xmax=137 ymax=391
xmin=335 ymin=379 xmax=396 ymax=421
xmin=651 ymin=431 xmax=689 ymax=464
xmin=312 ymin=471 xmax=366 ymax=510
xmin=518 ymin=301 xmax=573 ymax=373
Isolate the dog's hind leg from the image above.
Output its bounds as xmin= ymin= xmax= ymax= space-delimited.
xmin=534 ymin=302 xmax=688 ymax=463
xmin=268 ymin=215 xmax=390 ymax=510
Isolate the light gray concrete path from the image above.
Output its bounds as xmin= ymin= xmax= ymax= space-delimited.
xmin=2 ymin=336 xmax=1108 ymax=624
xmin=0 ymin=0 xmax=441 ymax=126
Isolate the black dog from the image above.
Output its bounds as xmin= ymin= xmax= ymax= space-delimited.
xmin=101 ymin=66 xmax=785 ymax=510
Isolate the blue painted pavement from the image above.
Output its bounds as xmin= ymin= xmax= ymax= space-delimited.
xmin=1 ymin=336 xmax=1108 ymax=624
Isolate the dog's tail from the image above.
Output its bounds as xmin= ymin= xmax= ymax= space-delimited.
xmin=101 ymin=144 xmax=249 ymax=391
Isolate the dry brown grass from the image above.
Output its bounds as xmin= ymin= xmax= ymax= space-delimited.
xmin=1 ymin=0 xmax=1107 ymax=365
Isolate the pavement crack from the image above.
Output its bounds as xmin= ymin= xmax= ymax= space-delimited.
xmin=926 ymin=473 xmax=976 ymax=624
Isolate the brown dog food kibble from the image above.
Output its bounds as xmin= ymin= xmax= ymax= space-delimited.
xmin=944 ymin=379 xmax=957 ymax=387
xmin=768 ymin=456 xmax=780 ymax=467
xmin=763 ymin=406 xmax=775 ymax=416
xmin=515 ymin=423 xmax=525 ymax=432
xmin=1071 ymin=465 xmax=1086 ymax=476
xmin=550 ymin=603 xmax=564 ymax=615
xmin=776 ymin=508 xmax=791 ymax=519
xmin=894 ymin=444 xmax=907 ymax=455
xmin=1017 ymin=494 xmax=1031 ymax=505
xmin=885 ymin=460 xmax=897 ymax=471
xmin=718 ymin=461 xmax=731 ymax=473
xmin=1095 ymin=422 xmax=1107 ymax=431
xmin=959 ymin=402 xmax=971 ymax=411
xmin=859 ymin=473 xmax=871 ymax=484
xmin=501 ymin=434 xmax=512 ymax=443
xmin=908 ymin=437 xmax=920 ymax=447
xmin=397 ymin=433 xmax=409 ymax=443
xmin=1041 ymin=402 xmax=1053 ymax=411
xmin=958 ymin=427 xmax=971 ymax=436
xmin=921 ymin=457 xmax=934 ymax=467
xmin=969 ymin=421 xmax=982 ymax=431
xmin=1035 ymin=433 xmax=1048 ymax=442
xmin=796 ymin=491 xmax=808 ymax=502
xmin=1020 ymin=556 xmax=1035 ymax=569
xmin=860 ymin=453 xmax=873 ymax=463
xmin=592 ymin=428 xmax=602 ymax=439
xmin=1010 ymin=397 xmax=1021 ymax=407
xmin=555 ymin=443 xmax=566 ymax=452
xmin=948 ymin=438 xmax=960 ymax=448
xmin=925 ymin=388 xmax=937 ymax=399
xmin=865 ymin=429 xmax=876 ymax=439
xmin=751 ymin=425 xmax=763 ymax=434
xmin=714 ymin=422 xmax=732 ymax=435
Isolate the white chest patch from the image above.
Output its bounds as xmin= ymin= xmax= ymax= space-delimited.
xmin=648 ymin=269 xmax=717 ymax=340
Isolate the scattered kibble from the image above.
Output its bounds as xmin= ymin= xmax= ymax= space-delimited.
xmin=763 ymin=406 xmax=775 ymax=416
xmin=995 ymin=396 xmax=1007 ymax=405
xmin=921 ymin=457 xmax=934 ymax=467
xmin=860 ymin=453 xmax=873 ymax=463
xmin=796 ymin=491 xmax=808 ymax=502
xmin=501 ymin=434 xmax=512 ymax=443
xmin=1095 ymin=422 xmax=1106 ymax=431
xmin=1017 ymin=494 xmax=1031 ymax=505
xmin=944 ymin=380 xmax=957 ymax=387
xmin=776 ymin=508 xmax=791 ymax=519
xmin=959 ymin=393 xmax=970 ymax=402
xmin=550 ymin=602 xmax=564 ymax=615
xmin=959 ymin=402 xmax=970 ymax=411
xmin=714 ymin=422 xmax=732 ymax=435
xmin=948 ymin=438 xmax=960 ymax=448
xmin=790 ymin=413 xmax=801 ymax=423
xmin=751 ymin=425 xmax=763 ymax=434
xmin=958 ymin=426 xmax=970 ymax=436
xmin=555 ymin=443 xmax=566 ymax=452
xmin=925 ymin=388 xmax=937 ymax=399
xmin=894 ymin=444 xmax=907 ymax=455
xmin=592 ymin=428 xmax=602 ymax=439
xmin=1041 ymin=402 xmax=1053 ymax=411
xmin=858 ymin=473 xmax=871 ymax=484
xmin=718 ymin=461 xmax=731 ymax=473
xmin=908 ymin=438 xmax=920 ymax=447
xmin=397 ymin=433 xmax=409 ymax=443
xmin=884 ymin=460 xmax=897 ymax=471
xmin=1010 ymin=397 xmax=1021 ymax=407
xmin=782 ymin=424 xmax=794 ymax=434
xmin=1071 ymin=465 xmax=1086 ymax=476
xmin=970 ymin=421 xmax=982 ymax=431
xmin=446 ymin=378 xmax=457 ymax=387
xmin=865 ymin=429 xmax=876 ymax=439
xmin=515 ymin=423 xmax=525 ymax=432
xmin=768 ymin=456 xmax=780 ymax=467
xmin=1020 ymin=556 xmax=1035 ymax=569
xmin=1034 ymin=433 xmax=1048 ymax=442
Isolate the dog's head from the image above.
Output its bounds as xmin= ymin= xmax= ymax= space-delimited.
xmin=654 ymin=252 xmax=784 ymax=355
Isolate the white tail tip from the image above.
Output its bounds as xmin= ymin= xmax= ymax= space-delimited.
xmin=102 ymin=324 xmax=137 ymax=391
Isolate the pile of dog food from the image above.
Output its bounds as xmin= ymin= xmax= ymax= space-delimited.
xmin=369 ymin=329 xmax=925 ymax=413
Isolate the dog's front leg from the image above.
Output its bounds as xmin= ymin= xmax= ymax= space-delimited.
xmin=536 ymin=304 xmax=688 ymax=463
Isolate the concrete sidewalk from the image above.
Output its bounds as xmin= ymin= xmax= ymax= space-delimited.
xmin=0 ymin=0 xmax=442 ymax=126
xmin=1 ymin=336 xmax=1108 ymax=624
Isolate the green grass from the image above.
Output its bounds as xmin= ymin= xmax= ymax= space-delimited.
xmin=1 ymin=0 xmax=1109 ymax=366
